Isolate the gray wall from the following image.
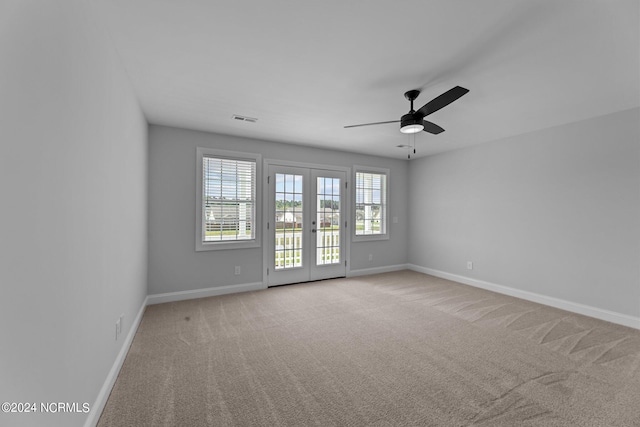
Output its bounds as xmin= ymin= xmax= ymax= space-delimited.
xmin=148 ymin=125 xmax=409 ymax=295
xmin=408 ymin=108 xmax=640 ymax=318
xmin=0 ymin=1 xmax=148 ymax=426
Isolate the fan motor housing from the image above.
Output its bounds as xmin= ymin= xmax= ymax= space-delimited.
xmin=400 ymin=113 xmax=421 ymax=128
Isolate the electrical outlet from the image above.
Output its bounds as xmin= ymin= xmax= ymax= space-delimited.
xmin=467 ymin=261 xmax=473 ymax=270
xmin=234 ymin=265 xmax=241 ymax=275
xmin=368 ymin=254 xmax=373 ymax=261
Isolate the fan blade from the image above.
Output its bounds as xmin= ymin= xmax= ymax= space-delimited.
xmin=423 ymin=120 xmax=445 ymax=134
xmin=416 ymin=86 xmax=469 ymax=118
xmin=344 ymin=120 xmax=399 ymax=129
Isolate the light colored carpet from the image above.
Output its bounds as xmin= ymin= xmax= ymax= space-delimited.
xmin=98 ymin=270 xmax=640 ymax=426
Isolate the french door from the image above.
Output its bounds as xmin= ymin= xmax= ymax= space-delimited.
xmin=266 ymin=165 xmax=346 ymax=286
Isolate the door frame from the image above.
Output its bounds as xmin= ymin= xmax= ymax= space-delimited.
xmin=262 ymin=159 xmax=351 ymax=286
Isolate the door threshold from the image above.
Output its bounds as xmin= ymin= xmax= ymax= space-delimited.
xmin=267 ymin=276 xmax=346 ymax=288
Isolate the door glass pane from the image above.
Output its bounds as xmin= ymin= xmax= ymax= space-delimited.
xmin=275 ymin=173 xmax=303 ymax=270
xmin=316 ymin=176 xmax=340 ymax=266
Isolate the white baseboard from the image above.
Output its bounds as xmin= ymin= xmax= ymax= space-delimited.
xmin=85 ymin=295 xmax=148 ymax=427
xmin=407 ymin=264 xmax=640 ymax=330
xmin=348 ymin=263 xmax=409 ymax=278
xmin=147 ymin=282 xmax=266 ymax=305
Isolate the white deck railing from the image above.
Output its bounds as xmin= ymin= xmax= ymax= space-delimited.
xmin=275 ymin=230 xmax=340 ymax=268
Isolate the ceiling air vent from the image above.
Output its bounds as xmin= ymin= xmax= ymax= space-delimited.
xmin=232 ymin=114 xmax=258 ymax=123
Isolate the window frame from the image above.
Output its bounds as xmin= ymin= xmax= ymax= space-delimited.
xmin=196 ymin=147 xmax=262 ymax=251
xmin=352 ymin=165 xmax=389 ymax=242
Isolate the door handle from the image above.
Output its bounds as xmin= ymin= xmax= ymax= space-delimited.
xmin=311 ymin=229 xmax=317 ymax=233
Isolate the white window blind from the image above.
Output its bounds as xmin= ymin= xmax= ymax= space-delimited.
xmin=202 ymin=156 xmax=256 ymax=242
xmin=355 ymin=171 xmax=387 ymax=236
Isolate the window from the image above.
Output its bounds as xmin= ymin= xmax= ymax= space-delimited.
xmin=353 ymin=166 xmax=388 ymax=241
xmin=196 ymin=148 xmax=261 ymax=251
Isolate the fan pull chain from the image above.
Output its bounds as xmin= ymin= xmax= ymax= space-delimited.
xmin=406 ymin=130 xmax=418 ymax=159
xmin=407 ymin=133 xmax=415 ymax=159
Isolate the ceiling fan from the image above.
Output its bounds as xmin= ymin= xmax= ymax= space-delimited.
xmin=344 ymin=86 xmax=469 ymax=135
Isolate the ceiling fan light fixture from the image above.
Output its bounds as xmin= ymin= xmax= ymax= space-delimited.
xmin=400 ymin=124 xmax=423 ymax=134
xmin=400 ymin=113 xmax=423 ymax=134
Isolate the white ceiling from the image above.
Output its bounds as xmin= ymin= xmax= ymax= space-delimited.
xmin=95 ymin=0 xmax=639 ymax=159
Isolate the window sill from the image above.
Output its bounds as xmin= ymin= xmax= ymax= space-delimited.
xmin=196 ymin=240 xmax=260 ymax=252
xmin=352 ymin=233 xmax=389 ymax=243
